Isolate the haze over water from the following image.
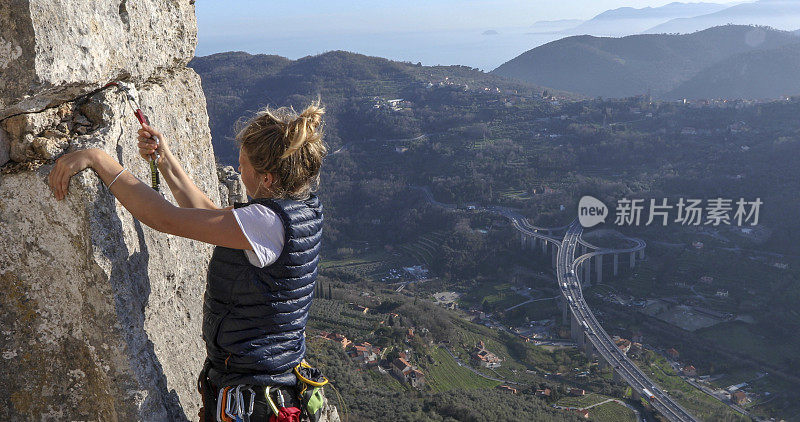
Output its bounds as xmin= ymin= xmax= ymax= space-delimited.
xmin=196 ymin=26 xmax=564 ymax=72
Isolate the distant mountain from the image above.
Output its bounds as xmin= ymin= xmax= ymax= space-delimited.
xmin=190 ymin=51 xmax=556 ymax=165
xmin=562 ymin=2 xmax=731 ymax=36
xmin=491 ymin=25 xmax=799 ymax=98
xmin=665 ymin=42 xmax=800 ymax=99
xmin=645 ymin=0 xmax=800 ymax=34
xmin=528 ymin=19 xmax=584 ymax=34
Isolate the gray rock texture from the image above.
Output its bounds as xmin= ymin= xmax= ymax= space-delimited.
xmin=0 ymin=2 xmax=340 ymax=421
xmin=0 ymin=1 xmax=213 ymax=420
xmin=0 ymin=127 xmax=9 ymax=165
xmin=0 ymin=0 xmax=198 ymax=120
xmin=216 ymin=165 xmax=247 ymax=208
xmin=0 ymin=67 xmax=218 ymax=421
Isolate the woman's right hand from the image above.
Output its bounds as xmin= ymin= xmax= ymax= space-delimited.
xmin=137 ymin=124 xmax=169 ymax=163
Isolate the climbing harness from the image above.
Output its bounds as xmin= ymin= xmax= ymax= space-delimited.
xmin=197 ymin=359 xmax=341 ymax=422
xmin=103 ymin=81 xmax=161 ymax=192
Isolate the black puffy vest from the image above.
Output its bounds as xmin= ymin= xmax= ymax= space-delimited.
xmin=202 ymin=194 xmax=322 ymax=387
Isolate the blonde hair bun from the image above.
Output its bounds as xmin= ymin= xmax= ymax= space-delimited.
xmin=236 ymin=100 xmax=327 ymax=200
xmin=281 ymin=103 xmax=325 ymax=159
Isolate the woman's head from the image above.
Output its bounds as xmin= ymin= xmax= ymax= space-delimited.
xmin=236 ymin=101 xmax=326 ymax=200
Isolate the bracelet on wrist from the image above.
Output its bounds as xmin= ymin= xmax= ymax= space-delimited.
xmin=107 ymin=168 xmax=127 ymax=189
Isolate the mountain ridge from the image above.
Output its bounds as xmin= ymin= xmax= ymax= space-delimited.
xmin=491 ymin=25 xmax=800 ymax=99
xmin=559 ymin=2 xmax=732 ymax=36
xmin=644 ymin=0 xmax=800 ymax=33
xmin=665 ymin=41 xmax=800 ymax=99
xmin=190 ymin=50 xmax=564 ymax=165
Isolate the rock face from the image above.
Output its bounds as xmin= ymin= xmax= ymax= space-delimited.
xmin=0 ymin=3 xmax=341 ymax=422
xmin=0 ymin=1 xmax=214 ymax=420
xmin=0 ymin=0 xmax=198 ymax=120
xmin=217 ymin=165 xmax=247 ymax=208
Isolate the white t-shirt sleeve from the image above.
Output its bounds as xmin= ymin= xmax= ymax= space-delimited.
xmin=232 ymin=204 xmax=286 ymax=268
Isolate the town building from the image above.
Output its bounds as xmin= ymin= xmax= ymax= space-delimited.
xmin=348 ymin=342 xmax=380 ymax=365
xmin=392 ymin=357 xmax=426 ymax=389
xmin=471 ymin=341 xmax=502 ymax=368
xmin=496 ymin=385 xmax=518 ymax=394
xmin=732 ymin=391 xmax=748 ymax=406
xmin=666 ymin=348 xmax=680 ymax=360
xmin=614 ymin=337 xmax=632 ymax=354
xmin=318 ymin=332 xmax=351 ymax=349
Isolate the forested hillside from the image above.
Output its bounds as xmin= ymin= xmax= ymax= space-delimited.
xmin=189 ymin=51 xmax=562 ymax=165
xmin=665 ymin=42 xmax=800 ymax=100
xmin=191 ymin=50 xmax=800 ymax=420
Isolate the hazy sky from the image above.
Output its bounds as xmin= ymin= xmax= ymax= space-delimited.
xmin=196 ymin=0 xmax=743 ymax=34
xmin=195 ymin=0 xmax=745 ymax=69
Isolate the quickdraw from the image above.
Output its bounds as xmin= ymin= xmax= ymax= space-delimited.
xmin=103 ymin=81 xmax=161 ymax=192
xmin=216 ymin=385 xmax=255 ymax=422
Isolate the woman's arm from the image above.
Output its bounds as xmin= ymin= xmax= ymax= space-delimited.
xmin=48 ymin=148 xmax=251 ymax=250
xmin=137 ymin=124 xmax=219 ymax=210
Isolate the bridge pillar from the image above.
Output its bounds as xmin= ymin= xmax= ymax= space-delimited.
xmin=551 ymin=244 xmax=558 ymax=268
xmin=571 ymin=312 xmax=584 ymax=346
xmin=584 ymin=335 xmax=593 ymax=356
xmin=583 ymin=259 xmax=591 ymax=287
xmin=630 ymin=251 xmax=636 ymax=269
xmin=561 ymin=297 xmax=569 ymax=325
xmin=638 ymin=248 xmax=645 ymax=260
xmin=530 ymin=236 xmax=537 ymax=250
xmin=520 ymin=233 xmax=525 ymax=249
xmin=612 ymin=254 xmax=619 ymax=276
xmin=541 ymin=239 xmax=547 ymax=254
xmin=595 ymin=254 xmax=603 ymax=284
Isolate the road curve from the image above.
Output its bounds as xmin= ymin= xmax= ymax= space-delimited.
xmin=409 ymin=185 xmax=697 ymax=421
xmin=558 ymin=221 xmax=698 ymax=422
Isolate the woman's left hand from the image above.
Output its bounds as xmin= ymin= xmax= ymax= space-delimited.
xmin=48 ymin=148 xmax=99 ymax=200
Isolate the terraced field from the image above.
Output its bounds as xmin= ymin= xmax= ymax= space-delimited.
xmin=556 ymin=393 xmax=612 ymax=408
xmin=397 ymin=231 xmax=448 ymax=268
xmin=426 ymin=347 xmax=501 ymax=392
xmin=590 ymin=401 xmax=638 ymax=422
xmin=309 ymin=298 xmax=384 ymax=336
xmin=497 ymin=188 xmax=532 ymax=201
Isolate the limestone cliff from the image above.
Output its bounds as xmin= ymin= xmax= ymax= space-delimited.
xmin=1 ymin=1 xmax=215 ymax=420
xmin=0 ymin=2 xmax=337 ymax=421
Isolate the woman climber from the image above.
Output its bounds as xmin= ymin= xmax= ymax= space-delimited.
xmin=48 ymin=102 xmax=327 ymax=421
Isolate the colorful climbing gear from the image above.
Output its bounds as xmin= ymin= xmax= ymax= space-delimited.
xmin=265 ymin=385 xmax=301 ymax=422
xmin=294 ymin=361 xmax=330 ymax=422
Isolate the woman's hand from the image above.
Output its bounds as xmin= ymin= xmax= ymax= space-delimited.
xmin=48 ymin=148 xmax=99 ymax=201
xmin=137 ymin=123 xmax=170 ymax=164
